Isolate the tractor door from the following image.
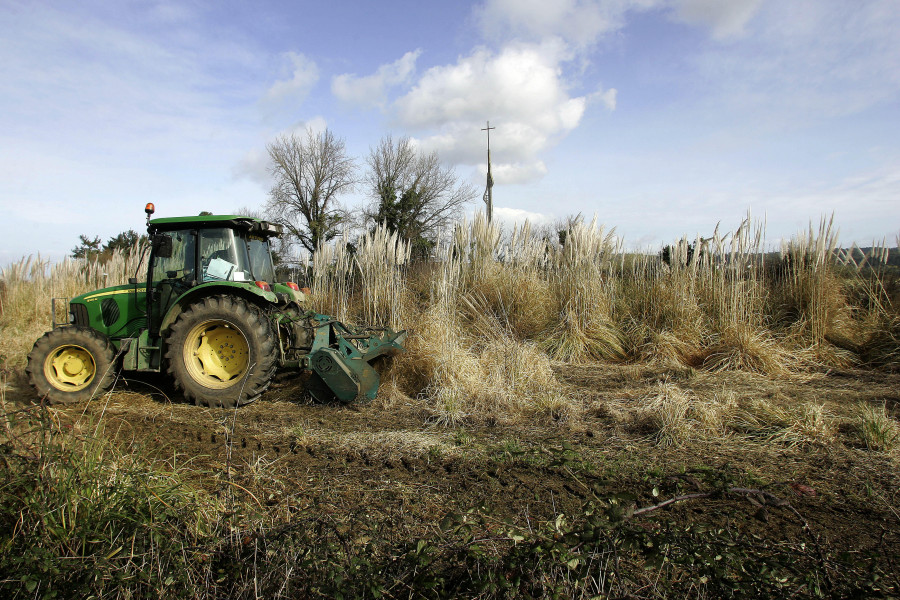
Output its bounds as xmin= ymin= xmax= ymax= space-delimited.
xmin=148 ymin=229 xmax=197 ymax=335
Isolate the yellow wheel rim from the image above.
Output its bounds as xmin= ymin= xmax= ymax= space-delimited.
xmin=44 ymin=345 xmax=96 ymax=392
xmin=183 ymin=320 xmax=249 ymax=389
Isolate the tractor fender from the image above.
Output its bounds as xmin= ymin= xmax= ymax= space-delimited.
xmin=159 ymin=282 xmax=278 ymax=334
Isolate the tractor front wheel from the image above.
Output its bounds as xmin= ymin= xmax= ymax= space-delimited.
xmin=26 ymin=326 xmax=117 ymax=403
xmin=165 ymin=295 xmax=277 ymax=408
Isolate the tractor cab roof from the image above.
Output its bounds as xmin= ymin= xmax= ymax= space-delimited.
xmin=149 ymin=214 xmax=283 ymax=237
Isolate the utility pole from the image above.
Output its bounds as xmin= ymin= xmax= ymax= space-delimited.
xmin=482 ymin=121 xmax=495 ymax=223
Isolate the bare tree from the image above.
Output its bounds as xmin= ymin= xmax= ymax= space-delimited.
xmin=265 ymin=128 xmax=356 ymax=254
xmin=365 ymin=135 xmax=475 ymax=258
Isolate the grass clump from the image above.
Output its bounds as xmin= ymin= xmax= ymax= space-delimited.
xmin=700 ymin=324 xmax=798 ymax=376
xmin=0 ymin=406 xmax=220 ymax=599
xmin=852 ymin=402 xmax=899 ymax=452
xmin=630 ymin=382 xmax=737 ymax=446
xmin=781 ymin=402 xmax=838 ymax=446
xmin=731 ymin=399 xmax=838 ymax=448
xmin=386 ymin=224 xmax=577 ymax=427
xmin=861 ymin=315 xmax=900 ymax=370
xmin=412 ymin=319 xmax=575 ymax=426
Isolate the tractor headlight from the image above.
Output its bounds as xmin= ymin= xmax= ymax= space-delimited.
xmin=68 ymin=312 xmax=75 ymax=324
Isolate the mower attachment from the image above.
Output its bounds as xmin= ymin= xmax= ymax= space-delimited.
xmin=301 ymin=313 xmax=406 ymax=403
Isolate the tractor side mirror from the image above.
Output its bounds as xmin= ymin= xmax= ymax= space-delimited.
xmin=151 ymin=234 xmax=173 ymax=258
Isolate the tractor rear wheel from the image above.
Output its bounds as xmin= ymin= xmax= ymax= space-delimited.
xmin=26 ymin=326 xmax=117 ymax=403
xmin=165 ymin=295 xmax=277 ymax=408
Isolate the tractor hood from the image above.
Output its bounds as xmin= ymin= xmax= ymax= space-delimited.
xmin=69 ymin=283 xmax=147 ymax=339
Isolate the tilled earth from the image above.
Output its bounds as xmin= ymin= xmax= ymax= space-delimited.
xmin=5 ymin=364 xmax=900 ymax=594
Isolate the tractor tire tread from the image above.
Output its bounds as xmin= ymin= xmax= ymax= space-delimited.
xmin=164 ymin=295 xmax=277 ymax=408
xmin=26 ymin=326 xmax=117 ymax=404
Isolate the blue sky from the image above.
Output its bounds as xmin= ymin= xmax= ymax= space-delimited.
xmin=1 ymin=0 xmax=898 ymax=264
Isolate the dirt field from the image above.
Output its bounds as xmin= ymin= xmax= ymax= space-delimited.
xmin=4 ymin=364 xmax=899 ymax=597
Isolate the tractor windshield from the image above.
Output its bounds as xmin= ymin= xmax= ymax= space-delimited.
xmin=200 ymin=228 xmax=253 ymax=282
xmin=199 ymin=228 xmax=275 ymax=283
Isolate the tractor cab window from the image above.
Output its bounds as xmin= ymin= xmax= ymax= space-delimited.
xmin=151 ymin=230 xmax=196 ymax=285
xmin=199 ymin=228 xmax=254 ymax=282
xmin=247 ymin=236 xmax=276 ymax=283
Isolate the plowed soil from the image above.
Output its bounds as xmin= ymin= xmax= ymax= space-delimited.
xmin=4 ymin=364 xmax=900 ymax=593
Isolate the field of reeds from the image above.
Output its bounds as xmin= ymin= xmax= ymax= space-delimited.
xmin=303 ymin=214 xmax=900 ymax=426
xmin=1 ymin=214 xmax=899 ymax=598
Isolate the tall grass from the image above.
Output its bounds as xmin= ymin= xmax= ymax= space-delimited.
xmin=776 ymin=215 xmax=854 ymax=362
xmin=306 ymin=229 xmax=353 ymax=322
xmin=1 ymin=215 xmax=897 ymax=421
xmin=354 ymin=224 xmax=411 ymax=330
xmin=541 ymin=217 xmax=624 ymax=362
xmin=0 ymin=246 xmax=146 ymax=368
xmin=390 ymin=217 xmax=574 ymax=425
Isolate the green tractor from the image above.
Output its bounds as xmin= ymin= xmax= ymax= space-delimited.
xmin=26 ymin=205 xmax=406 ymax=407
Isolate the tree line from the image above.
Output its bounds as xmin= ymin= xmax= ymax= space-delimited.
xmin=73 ymin=129 xmax=476 ymax=263
xmin=71 ymin=230 xmax=147 ymax=263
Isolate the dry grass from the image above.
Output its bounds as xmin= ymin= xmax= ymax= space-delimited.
xmin=2 ymin=214 xmax=897 ymax=434
xmin=354 ymin=224 xmax=411 ymax=330
xmin=0 ymin=248 xmax=144 ymax=368
xmin=729 ymin=398 xmax=838 ymax=448
xmin=290 ymin=422 xmax=461 ymax=460
xmin=861 ymin=315 xmax=900 ymax=370
xmin=396 ymin=298 xmax=575 ymax=426
xmin=629 ymin=382 xmax=738 ymax=446
xmin=779 ymin=402 xmax=838 ymax=446
xmin=699 ymin=324 xmax=799 ymax=376
xmin=307 ymin=229 xmax=353 ymax=322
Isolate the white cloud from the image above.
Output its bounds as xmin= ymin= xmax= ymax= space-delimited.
xmin=379 ymin=0 xmax=770 ymax=191
xmin=232 ymin=148 xmax=271 ymax=186
xmin=476 ymin=0 xmax=769 ymax=47
xmin=492 ymin=161 xmax=550 ymax=184
xmin=262 ymin=52 xmax=319 ymax=109
xmin=392 ymin=42 xmax=609 ymax=183
xmin=287 ymin=116 xmax=329 ymax=137
xmin=591 ymin=87 xmax=618 ymax=110
xmin=671 ymin=0 xmax=764 ymax=39
xmin=332 ymin=50 xmax=421 ymax=109
xmin=492 ymin=206 xmax=556 ymax=228
xmin=476 ymin=0 xmax=659 ymax=48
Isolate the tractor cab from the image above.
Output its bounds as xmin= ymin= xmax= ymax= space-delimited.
xmin=150 ymin=215 xmax=281 ymax=284
xmin=148 ymin=217 xmax=280 ymax=286
xmin=146 ymin=213 xmax=294 ymax=335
